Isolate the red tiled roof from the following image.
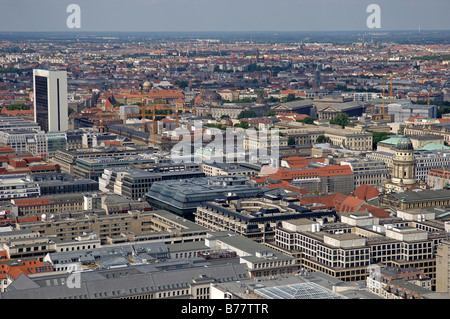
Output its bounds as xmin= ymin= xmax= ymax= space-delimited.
xmin=13 ymin=198 xmax=51 ymax=206
xmin=297 ymin=193 xmax=337 ymax=209
xmin=353 ymin=184 xmax=380 ymax=201
xmin=338 ymin=196 xmax=364 ymax=213
xmin=359 ymin=204 xmax=390 ymax=218
xmin=268 ymin=165 xmax=352 ymax=180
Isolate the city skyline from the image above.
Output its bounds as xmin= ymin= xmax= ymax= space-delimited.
xmin=0 ymin=0 xmax=449 ymax=32
xmin=0 ymin=0 xmax=450 ymax=303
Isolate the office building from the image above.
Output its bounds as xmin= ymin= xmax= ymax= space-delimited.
xmin=436 ymin=240 xmax=450 ymax=293
xmin=145 ymin=176 xmax=264 ymax=220
xmin=207 ymin=232 xmax=298 ymax=279
xmin=274 ymin=213 xmax=447 ymax=288
xmin=100 ymin=167 xmax=204 ymax=200
xmin=341 ymin=158 xmax=390 ymax=189
xmin=200 ymin=162 xmax=259 ymax=177
xmin=0 ymin=129 xmax=47 ymax=156
xmin=16 ymin=209 xmax=208 ymax=245
xmin=268 ymin=165 xmax=355 ymax=195
xmin=0 ymin=114 xmax=41 ymax=132
xmin=46 ymin=132 xmax=67 ymax=157
xmin=33 ymin=69 xmax=68 ymax=132
xmin=195 ymin=194 xmax=307 ymax=243
xmin=387 ymin=100 xmax=437 ymax=123
xmin=52 ymin=147 xmax=158 ymax=175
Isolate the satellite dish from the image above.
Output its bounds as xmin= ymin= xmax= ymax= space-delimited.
xmin=41 ymin=214 xmax=47 ymax=220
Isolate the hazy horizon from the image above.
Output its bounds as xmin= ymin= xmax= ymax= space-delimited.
xmin=0 ymin=0 xmax=449 ymax=33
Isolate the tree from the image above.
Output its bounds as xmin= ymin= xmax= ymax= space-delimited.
xmin=316 ymin=135 xmax=331 ymax=143
xmin=330 ymin=113 xmax=350 ymax=128
xmin=265 ymin=109 xmax=276 ymax=117
xmin=437 ymin=102 xmax=450 ymax=118
xmin=282 ymin=93 xmax=297 ymax=102
xmin=176 ymin=80 xmax=189 ymax=89
xmin=288 ymin=136 xmax=296 ymax=145
xmin=296 ymin=116 xmax=317 ymax=125
xmin=7 ymin=103 xmax=28 ymax=110
xmin=237 ymin=110 xmax=257 ymax=119
xmin=369 ymin=131 xmax=391 ymax=149
xmin=234 ymin=121 xmax=249 ymax=129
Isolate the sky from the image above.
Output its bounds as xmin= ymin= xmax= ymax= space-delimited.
xmin=0 ymin=0 xmax=449 ymax=32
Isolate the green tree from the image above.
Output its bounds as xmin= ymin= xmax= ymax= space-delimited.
xmin=237 ymin=110 xmax=257 ymax=119
xmin=316 ymin=135 xmax=331 ymax=143
xmin=7 ymin=103 xmax=28 ymax=110
xmin=369 ymin=131 xmax=392 ymax=149
xmin=288 ymin=136 xmax=296 ymax=145
xmin=234 ymin=121 xmax=249 ymax=129
xmin=437 ymin=102 xmax=450 ymax=118
xmin=330 ymin=113 xmax=350 ymax=128
xmin=267 ymin=96 xmax=279 ymax=103
xmin=265 ymin=109 xmax=276 ymax=117
xmin=296 ymin=116 xmax=317 ymax=124
xmin=282 ymin=93 xmax=297 ymax=102
xmin=176 ymin=80 xmax=189 ymax=89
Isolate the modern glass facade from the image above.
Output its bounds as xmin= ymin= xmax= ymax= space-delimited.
xmin=34 ymin=75 xmax=49 ymax=131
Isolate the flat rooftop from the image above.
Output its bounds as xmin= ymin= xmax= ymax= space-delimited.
xmin=389 ymin=189 xmax=450 ymax=202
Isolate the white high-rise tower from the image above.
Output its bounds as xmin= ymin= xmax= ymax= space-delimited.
xmin=33 ymin=69 xmax=68 ymax=132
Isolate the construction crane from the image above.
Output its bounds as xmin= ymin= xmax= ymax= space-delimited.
xmin=141 ymin=94 xmax=146 ymax=132
xmin=381 ymin=75 xmax=392 ymax=115
xmin=442 ymin=166 xmax=449 ymax=189
xmin=99 ymin=108 xmax=103 ymax=133
xmin=390 ymin=74 xmax=393 ymax=103
xmin=382 ymin=77 xmax=386 ymax=115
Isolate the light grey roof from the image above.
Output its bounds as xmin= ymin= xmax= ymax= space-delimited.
xmin=6 ymin=273 xmax=40 ymax=291
xmin=0 ymin=261 xmax=249 ymax=299
xmin=389 ymin=189 xmax=450 ymax=202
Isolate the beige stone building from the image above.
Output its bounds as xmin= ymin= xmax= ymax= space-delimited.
xmin=273 ymin=213 xmax=448 ymax=288
xmin=275 ymin=121 xmax=373 ymax=151
xmin=436 ymin=240 xmax=450 ymax=293
xmin=16 ymin=210 xmax=209 ymax=244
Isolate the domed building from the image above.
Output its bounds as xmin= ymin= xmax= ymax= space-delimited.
xmin=142 ymin=81 xmax=151 ymax=93
xmin=384 ymin=136 xmax=422 ymax=193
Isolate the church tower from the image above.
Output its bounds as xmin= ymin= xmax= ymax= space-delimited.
xmin=384 ymin=136 xmax=418 ymax=193
xmin=391 ymin=136 xmax=416 ymax=185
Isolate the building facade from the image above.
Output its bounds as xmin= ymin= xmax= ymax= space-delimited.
xmin=341 ymin=159 xmax=390 ymax=189
xmin=33 ymin=69 xmax=68 ymax=132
